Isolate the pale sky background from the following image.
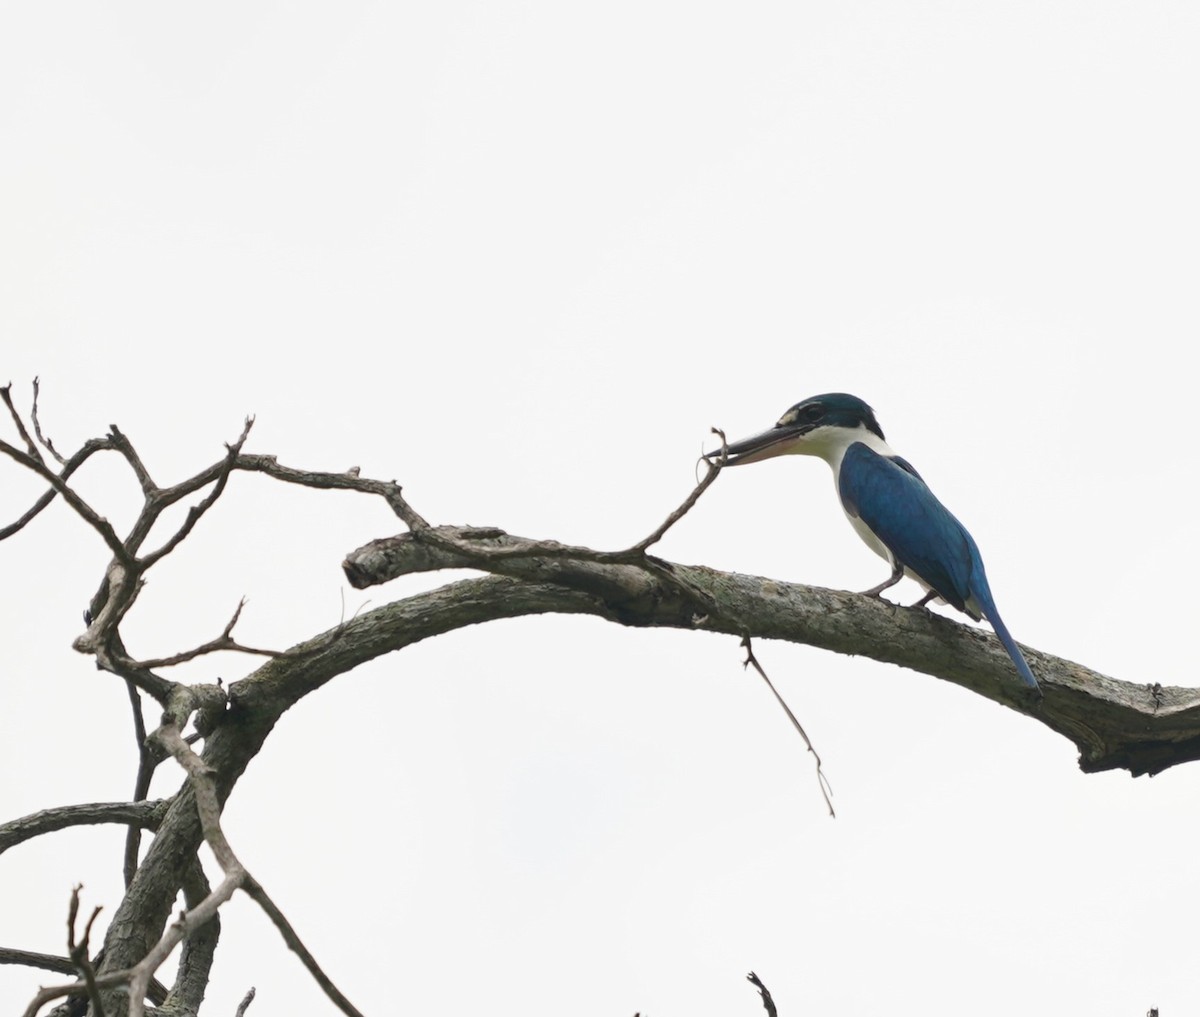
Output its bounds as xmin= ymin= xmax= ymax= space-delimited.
xmin=2 ymin=3 xmax=1198 ymax=1015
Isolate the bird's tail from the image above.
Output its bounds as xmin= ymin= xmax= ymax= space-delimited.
xmin=979 ymin=603 xmax=1040 ymax=692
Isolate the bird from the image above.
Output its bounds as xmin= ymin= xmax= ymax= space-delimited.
xmin=707 ymin=392 xmax=1040 ymax=692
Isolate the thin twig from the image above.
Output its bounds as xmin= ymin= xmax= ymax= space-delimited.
xmin=0 ymin=437 xmax=134 ymax=566
xmin=107 ymin=425 xmax=157 ymax=494
xmin=389 ymin=428 xmax=729 ymax=570
xmin=742 ymin=636 xmax=835 ymax=818
xmin=127 ymin=597 xmax=353 ymax=671
xmin=235 ymin=987 xmax=257 ymax=1016
xmin=242 ymin=876 xmax=364 ymax=1017
xmin=67 ymin=886 xmax=105 ymax=1017
xmin=625 ymin=427 xmax=728 ymax=555
xmin=130 ymin=598 xmax=284 ymax=669
xmin=123 ymin=682 xmax=154 ymax=888
xmin=746 ymin=971 xmax=779 ymax=1017
xmin=139 ymin=417 xmax=255 ymax=568
xmin=1 ymin=383 xmax=43 ymax=462
xmin=0 ymin=438 xmax=115 ymax=542
xmin=230 ymin=454 xmax=431 ymax=530
xmin=31 ymin=378 xmax=66 ymax=465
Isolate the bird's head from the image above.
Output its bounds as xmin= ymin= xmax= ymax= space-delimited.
xmin=708 ymin=393 xmax=885 ymax=466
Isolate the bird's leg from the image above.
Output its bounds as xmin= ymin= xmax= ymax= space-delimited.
xmin=861 ymin=561 xmax=904 ymax=598
xmin=912 ymin=590 xmax=939 ymax=609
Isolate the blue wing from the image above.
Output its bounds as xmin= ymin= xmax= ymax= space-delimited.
xmin=839 ymin=442 xmax=976 ymax=613
xmin=838 ymin=442 xmax=1039 ymax=690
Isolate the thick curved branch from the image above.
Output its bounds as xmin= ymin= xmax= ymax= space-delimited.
xmin=1 ymin=948 xmax=79 ymax=977
xmin=0 ymin=801 xmax=167 ymax=855
xmin=341 ymin=526 xmax=1198 ymax=777
xmin=93 ymin=576 xmax=606 ymax=984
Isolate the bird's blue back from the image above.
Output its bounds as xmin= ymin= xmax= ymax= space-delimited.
xmin=837 ymin=441 xmax=1039 ymax=690
xmin=837 ymin=442 xmax=983 ymax=617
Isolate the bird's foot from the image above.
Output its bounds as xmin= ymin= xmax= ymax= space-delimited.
xmin=861 ymin=564 xmax=904 ymax=598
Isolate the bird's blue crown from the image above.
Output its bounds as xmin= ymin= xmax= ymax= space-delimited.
xmin=777 ymin=393 xmax=885 ymax=440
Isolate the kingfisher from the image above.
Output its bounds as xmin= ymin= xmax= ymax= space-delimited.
xmin=707 ymin=393 xmax=1040 ymax=692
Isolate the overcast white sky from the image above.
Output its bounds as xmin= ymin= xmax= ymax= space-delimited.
xmin=2 ymin=2 xmax=1198 ymax=1015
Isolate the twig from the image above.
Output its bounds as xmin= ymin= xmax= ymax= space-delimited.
xmin=393 ymin=428 xmax=729 ymax=569
xmin=0 ymin=438 xmax=110 ymax=541
xmin=742 ymin=636 xmax=835 ymax=818
xmin=107 ymin=425 xmax=157 ymax=494
xmin=30 ymin=377 xmax=66 ymax=465
xmin=235 ymin=987 xmax=257 ymax=1016
xmin=66 ymin=886 xmax=105 ymax=1017
xmin=0 ymin=800 xmax=165 ymax=855
xmin=746 ymin=971 xmax=778 ymax=1017
xmin=1 ymin=383 xmax=43 ymax=462
xmin=0 ymin=436 xmax=134 ymax=566
xmin=130 ymin=598 xmax=284 ymax=669
xmin=0 ymin=948 xmax=169 ymax=1003
xmin=123 ymin=682 xmax=154 ymax=888
xmin=22 ymin=971 xmax=131 ymax=1017
xmin=624 ymin=427 xmax=728 ymax=555
xmin=242 ymin=876 xmax=364 ymax=1017
xmin=139 ymin=417 xmax=255 ymax=568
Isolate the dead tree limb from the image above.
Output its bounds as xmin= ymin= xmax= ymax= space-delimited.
xmin=0 ymin=802 xmax=167 ymax=856
xmin=4 ymin=386 xmax=1198 ymax=1017
xmin=341 ymin=525 xmax=1193 ymax=777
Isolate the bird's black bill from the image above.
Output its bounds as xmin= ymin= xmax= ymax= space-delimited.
xmin=705 ymin=424 xmax=810 ymax=466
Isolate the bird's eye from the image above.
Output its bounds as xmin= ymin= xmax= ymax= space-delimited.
xmin=803 ymin=405 xmax=823 ymax=422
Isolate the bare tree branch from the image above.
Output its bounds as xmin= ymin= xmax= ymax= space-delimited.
xmin=241 ymin=876 xmax=364 ymax=1017
xmin=742 ymin=636 xmax=834 ymax=818
xmin=341 ymin=532 xmax=1197 ymax=777
xmin=129 ymin=598 xmax=284 ymax=669
xmin=747 ymin=971 xmax=779 ymax=1017
xmin=623 ymin=427 xmax=728 ymax=555
xmin=122 ymin=725 xmax=245 ymax=1017
xmin=234 ymin=987 xmax=256 ymax=1016
xmin=2 ymin=383 xmax=45 ymax=462
xmin=122 ymin=683 xmax=157 ymax=889
xmin=0 ymin=801 xmax=166 ymax=856
xmin=67 ymin=886 xmax=105 ymax=1017
xmin=5 ymin=395 xmax=1197 ymax=1017
xmin=30 ymin=377 xmax=66 ymax=465
xmin=0 ymin=436 xmax=133 ymax=566
xmin=0 ymin=948 xmax=78 ymax=977
xmin=106 ymin=425 xmax=156 ymax=495
xmin=0 ymin=438 xmax=109 ymax=540
xmin=77 ymin=723 xmax=363 ymax=1017
xmin=163 ymin=855 xmax=220 ymax=1015
xmin=139 ymin=418 xmax=254 ymax=569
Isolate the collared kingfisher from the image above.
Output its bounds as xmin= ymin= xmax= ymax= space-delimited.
xmin=708 ymin=393 xmax=1040 ymax=692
